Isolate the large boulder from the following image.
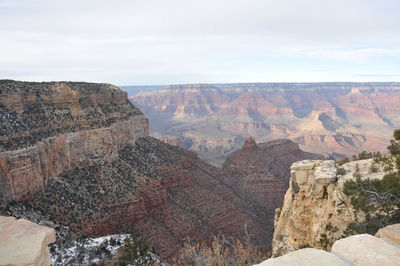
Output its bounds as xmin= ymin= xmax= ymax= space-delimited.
xmin=331 ymin=233 xmax=400 ymax=266
xmin=375 ymin=223 xmax=400 ymax=244
xmin=0 ymin=216 xmax=56 ymax=266
xmin=254 ymin=248 xmax=353 ymax=266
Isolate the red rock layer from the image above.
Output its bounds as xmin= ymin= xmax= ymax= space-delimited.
xmin=17 ymin=137 xmax=271 ymax=261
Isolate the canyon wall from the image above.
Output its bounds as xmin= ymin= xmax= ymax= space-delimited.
xmin=129 ymin=82 xmax=400 ymax=165
xmin=222 ymin=137 xmax=320 ymax=216
xmin=272 ymin=158 xmax=387 ymax=256
xmin=0 ymin=80 xmax=148 ymax=206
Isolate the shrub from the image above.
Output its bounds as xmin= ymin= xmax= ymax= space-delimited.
xmin=370 ymin=164 xmax=379 ymax=173
xmin=338 ymin=157 xmax=350 ymax=166
xmin=394 ymin=129 xmax=400 ymax=141
xmin=119 ymin=238 xmax=154 ymax=266
xmin=337 ymin=168 xmax=346 ymax=176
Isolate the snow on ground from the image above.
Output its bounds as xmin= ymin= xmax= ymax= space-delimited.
xmin=51 ymin=234 xmax=130 ymax=265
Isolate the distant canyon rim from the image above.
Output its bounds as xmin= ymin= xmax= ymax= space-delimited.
xmin=128 ymin=82 xmax=400 ymax=166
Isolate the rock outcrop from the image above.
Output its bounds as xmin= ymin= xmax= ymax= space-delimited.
xmin=0 ymin=216 xmax=56 ymax=266
xmin=129 ymin=82 xmax=400 ymax=165
xmin=257 ymin=223 xmax=400 ymax=266
xmin=331 ymin=233 xmax=400 ymax=266
xmin=272 ymin=158 xmax=387 ymax=256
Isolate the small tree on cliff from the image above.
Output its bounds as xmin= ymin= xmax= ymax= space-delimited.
xmin=343 ymin=129 xmax=400 ymax=235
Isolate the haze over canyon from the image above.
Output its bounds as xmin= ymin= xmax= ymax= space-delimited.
xmin=128 ymin=82 xmax=400 ymax=166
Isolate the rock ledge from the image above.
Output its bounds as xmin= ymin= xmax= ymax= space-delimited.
xmin=0 ymin=216 xmax=56 ymax=266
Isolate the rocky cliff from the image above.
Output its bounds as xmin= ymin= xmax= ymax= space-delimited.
xmin=129 ymin=82 xmax=400 ymax=165
xmin=0 ymin=80 xmax=272 ymax=261
xmin=0 ymin=80 xmax=148 ymax=207
xmin=272 ymin=158 xmax=387 ymax=256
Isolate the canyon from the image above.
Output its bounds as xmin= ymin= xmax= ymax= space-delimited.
xmin=128 ymin=82 xmax=400 ymax=166
xmin=0 ymin=80 xmax=317 ymax=263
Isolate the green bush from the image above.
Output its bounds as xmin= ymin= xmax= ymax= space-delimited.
xmin=342 ymin=130 xmax=400 ymax=236
xmin=370 ymin=164 xmax=379 ymax=173
xmin=338 ymin=157 xmax=350 ymax=166
xmin=119 ymin=238 xmax=154 ymax=266
xmin=394 ymin=129 xmax=400 ymax=141
xmin=343 ymin=173 xmax=400 ymax=235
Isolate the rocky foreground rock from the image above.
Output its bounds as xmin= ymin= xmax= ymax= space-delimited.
xmin=256 ymin=223 xmax=400 ymax=266
xmin=0 ymin=216 xmax=55 ymax=266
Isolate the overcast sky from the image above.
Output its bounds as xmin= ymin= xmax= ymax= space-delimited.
xmin=1 ymin=0 xmax=399 ymax=85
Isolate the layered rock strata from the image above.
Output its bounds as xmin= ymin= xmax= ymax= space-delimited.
xmin=272 ymin=159 xmax=387 ymax=256
xmin=0 ymin=80 xmax=148 ymax=206
xmin=0 ymin=216 xmax=56 ymax=266
xmin=10 ymin=137 xmax=271 ymax=260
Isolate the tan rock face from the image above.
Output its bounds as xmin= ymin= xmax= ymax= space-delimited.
xmin=375 ymin=224 xmax=400 ymax=244
xmin=272 ymin=159 xmax=386 ymax=256
xmin=0 ymin=216 xmax=56 ymax=266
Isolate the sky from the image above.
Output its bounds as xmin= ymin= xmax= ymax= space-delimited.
xmin=1 ymin=0 xmax=400 ymax=85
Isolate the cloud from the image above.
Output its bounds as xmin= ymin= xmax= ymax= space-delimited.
xmin=1 ymin=0 xmax=400 ymax=84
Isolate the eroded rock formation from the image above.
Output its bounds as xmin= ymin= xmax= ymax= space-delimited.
xmin=272 ymin=159 xmax=388 ymax=256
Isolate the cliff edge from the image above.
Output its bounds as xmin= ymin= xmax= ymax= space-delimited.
xmin=272 ymin=158 xmax=387 ymax=256
xmin=0 ymin=80 xmax=148 ymax=207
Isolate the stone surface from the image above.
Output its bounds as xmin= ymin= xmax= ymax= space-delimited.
xmin=331 ymin=234 xmax=400 ymax=266
xmin=272 ymin=158 xmax=386 ymax=256
xmin=255 ymin=248 xmax=353 ymax=266
xmin=0 ymin=216 xmax=56 ymax=266
xmin=375 ymin=224 xmax=400 ymax=244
